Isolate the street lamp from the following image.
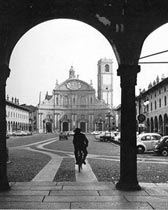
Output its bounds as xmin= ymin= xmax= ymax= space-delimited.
xmin=105 ymin=111 xmax=113 ymax=132
xmin=106 ymin=87 xmax=109 ymax=105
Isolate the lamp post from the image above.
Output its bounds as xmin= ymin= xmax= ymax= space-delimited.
xmin=106 ymin=87 xmax=109 ymax=105
xmin=138 ymin=90 xmax=149 ymax=134
xmin=106 ymin=111 xmax=113 ymax=132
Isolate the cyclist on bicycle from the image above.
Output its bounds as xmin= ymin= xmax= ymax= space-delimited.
xmin=73 ymin=128 xmax=88 ymax=164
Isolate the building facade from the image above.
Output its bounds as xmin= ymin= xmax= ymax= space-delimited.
xmin=37 ymin=66 xmax=112 ymax=133
xmin=21 ymin=104 xmax=37 ymax=132
xmin=136 ymin=77 xmax=168 ymax=135
xmin=6 ymin=97 xmax=30 ymax=134
xmin=97 ymin=58 xmax=113 ymax=109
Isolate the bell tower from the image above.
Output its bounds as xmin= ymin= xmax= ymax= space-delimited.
xmin=97 ymin=58 xmax=113 ymax=108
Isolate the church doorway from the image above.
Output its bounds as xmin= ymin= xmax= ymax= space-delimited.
xmin=46 ymin=122 xmax=52 ymax=133
xmin=80 ymin=122 xmax=86 ymax=132
xmin=63 ymin=122 xmax=68 ymax=131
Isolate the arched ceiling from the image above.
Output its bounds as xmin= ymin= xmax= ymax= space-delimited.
xmin=1 ymin=0 xmax=168 ymax=64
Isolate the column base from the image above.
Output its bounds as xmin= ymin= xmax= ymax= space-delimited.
xmin=116 ymin=180 xmax=141 ymax=191
xmin=0 ymin=180 xmax=10 ymax=191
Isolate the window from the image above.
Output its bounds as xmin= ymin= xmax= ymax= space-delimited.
xmin=141 ymin=135 xmax=151 ymax=141
xmin=105 ymin=64 xmax=109 ymax=72
xmin=151 ymin=135 xmax=161 ymax=140
xmin=159 ymin=99 xmax=161 ymax=107
xmin=155 ymin=101 xmax=157 ymax=110
xmin=151 ymin=102 xmax=153 ymax=111
xmin=56 ymin=96 xmax=58 ymax=105
xmin=164 ymin=96 xmax=167 ymax=106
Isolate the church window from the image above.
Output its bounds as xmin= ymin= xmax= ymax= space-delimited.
xmin=56 ymin=96 xmax=58 ymax=105
xmin=81 ymin=96 xmax=86 ymax=105
xmin=105 ymin=64 xmax=109 ymax=72
xmin=64 ymin=96 xmax=68 ymax=106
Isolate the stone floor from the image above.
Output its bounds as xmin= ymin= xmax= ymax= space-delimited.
xmin=0 ymin=181 xmax=168 ymax=209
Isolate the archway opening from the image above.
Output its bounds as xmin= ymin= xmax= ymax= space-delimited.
xmin=6 ymin=18 xmax=121 ymax=183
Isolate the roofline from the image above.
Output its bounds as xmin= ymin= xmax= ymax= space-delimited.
xmin=137 ymin=77 xmax=168 ymax=99
xmin=6 ymin=101 xmax=30 ymax=112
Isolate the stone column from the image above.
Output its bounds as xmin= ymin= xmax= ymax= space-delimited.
xmin=0 ymin=64 xmax=10 ymax=191
xmin=116 ymin=64 xmax=141 ymax=191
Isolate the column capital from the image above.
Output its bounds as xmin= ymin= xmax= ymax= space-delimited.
xmin=117 ymin=64 xmax=140 ymax=77
xmin=117 ymin=64 xmax=140 ymax=87
xmin=0 ymin=64 xmax=10 ymax=84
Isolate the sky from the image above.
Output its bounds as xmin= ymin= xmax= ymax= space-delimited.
xmin=6 ymin=19 xmax=168 ymax=107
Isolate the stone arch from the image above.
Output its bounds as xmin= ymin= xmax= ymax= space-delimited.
xmin=159 ymin=115 xmax=163 ymax=135
xmin=1 ymin=1 xmax=168 ymax=191
xmin=154 ymin=116 xmax=158 ymax=133
xmin=151 ymin=117 xmax=154 ymax=132
xmin=146 ymin=118 xmax=150 ymax=132
xmin=164 ymin=114 xmax=168 ymax=135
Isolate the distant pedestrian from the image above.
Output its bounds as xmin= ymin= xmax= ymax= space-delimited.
xmin=73 ymin=128 xmax=88 ymax=164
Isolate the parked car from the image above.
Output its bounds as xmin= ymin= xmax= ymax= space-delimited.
xmin=90 ymin=131 xmax=101 ymax=135
xmin=114 ymin=132 xmax=120 ymax=142
xmin=59 ymin=132 xmax=68 ymax=140
xmin=95 ymin=131 xmax=106 ymax=140
xmin=154 ymin=136 xmax=168 ymax=156
xmin=68 ymin=131 xmax=74 ymax=136
xmin=99 ymin=131 xmax=116 ymax=142
xmin=137 ymin=133 xmax=161 ymax=154
xmin=12 ymin=130 xmax=26 ymax=136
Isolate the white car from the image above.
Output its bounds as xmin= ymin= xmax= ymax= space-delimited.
xmin=95 ymin=131 xmax=106 ymax=140
xmin=95 ymin=131 xmax=115 ymax=140
xmin=90 ymin=131 xmax=101 ymax=135
xmin=137 ymin=133 xmax=161 ymax=154
xmin=114 ymin=132 xmax=120 ymax=142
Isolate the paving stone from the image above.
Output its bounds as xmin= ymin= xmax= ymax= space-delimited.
xmin=50 ymin=190 xmax=99 ymax=196
xmin=14 ymin=181 xmax=57 ymax=186
xmin=0 ymin=195 xmax=44 ymax=202
xmin=63 ymin=185 xmax=113 ymax=190
xmin=71 ymin=201 xmax=153 ymax=209
xmin=145 ymin=188 xmax=168 ymax=196
xmin=44 ymin=195 xmax=126 ymax=202
xmin=148 ymin=200 xmax=168 ymax=209
xmin=0 ymin=190 xmax=49 ymax=196
xmin=99 ymin=190 xmax=149 ymax=196
xmin=125 ymin=195 xmax=168 ymax=202
xmin=57 ymin=181 xmax=115 ymax=186
xmin=0 ymin=201 xmax=70 ymax=209
xmin=11 ymin=185 xmax=62 ymax=191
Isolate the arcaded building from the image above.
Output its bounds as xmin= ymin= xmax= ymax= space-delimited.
xmin=137 ymin=76 xmax=168 ymax=135
xmin=6 ymin=97 xmax=30 ymax=134
xmin=37 ymin=66 xmax=111 ymax=133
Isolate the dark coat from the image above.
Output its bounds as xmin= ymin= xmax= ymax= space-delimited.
xmin=73 ymin=132 xmax=88 ymax=150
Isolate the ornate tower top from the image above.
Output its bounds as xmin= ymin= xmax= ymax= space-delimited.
xmin=69 ymin=66 xmax=75 ymax=79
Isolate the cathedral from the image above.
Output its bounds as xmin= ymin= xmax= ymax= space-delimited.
xmin=37 ymin=59 xmax=113 ymax=133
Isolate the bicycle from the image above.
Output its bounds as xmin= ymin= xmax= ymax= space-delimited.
xmin=77 ymin=150 xmax=84 ymax=173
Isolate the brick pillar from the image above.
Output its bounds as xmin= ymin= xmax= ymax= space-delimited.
xmin=0 ymin=64 xmax=10 ymax=191
xmin=116 ymin=64 xmax=141 ymax=191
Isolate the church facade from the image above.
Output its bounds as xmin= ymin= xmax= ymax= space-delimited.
xmin=37 ymin=65 xmax=112 ymax=133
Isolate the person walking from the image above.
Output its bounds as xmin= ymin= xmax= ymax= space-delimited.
xmin=73 ymin=128 xmax=88 ymax=164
